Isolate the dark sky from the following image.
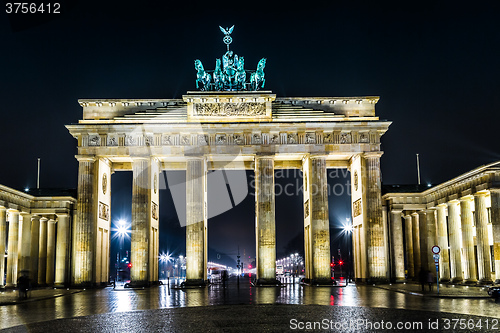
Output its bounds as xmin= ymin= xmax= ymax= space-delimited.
xmin=1 ymin=1 xmax=499 ymax=267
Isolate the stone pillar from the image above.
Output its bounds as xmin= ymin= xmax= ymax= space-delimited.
xmin=30 ymin=215 xmax=40 ymax=285
xmin=0 ymin=207 xmax=6 ymax=287
xmin=460 ymin=196 xmax=477 ymax=283
xmin=426 ymin=209 xmax=438 ymax=273
xmin=6 ymin=210 xmax=19 ymax=287
xmin=55 ymin=213 xmax=70 ymax=286
xmin=404 ymin=214 xmax=414 ymax=278
xmin=436 ymin=204 xmax=450 ymax=282
xmin=38 ymin=217 xmax=48 ymax=285
xmin=185 ymin=157 xmax=207 ymax=285
xmin=390 ymin=210 xmax=405 ymax=281
xmin=19 ymin=213 xmax=32 ymax=273
xmin=255 ymin=155 xmax=277 ymax=284
xmin=489 ymin=190 xmax=500 ymax=283
xmin=448 ymin=200 xmax=463 ymax=283
xmin=130 ymin=158 xmax=150 ymax=286
xmin=72 ymin=157 xmax=96 ymax=286
xmin=46 ymin=219 xmax=57 ymax=285
xmin=411 ymin=212 xmax=421 ymax=276
xmin=364 ymin=153 xmax=387 ymax=280
xmin=418 ymin=210 xmax=428 ymax=276
xmin=474 ymin=192 xmax=492 ymax=284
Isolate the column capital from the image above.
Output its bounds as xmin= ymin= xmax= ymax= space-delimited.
xmin=460 ymin=195 xmax=474 ymax=202
xmin=390 ymin=209 xmax=403 ymax=214
xmin=363 ymin=152 xmax=384 ymax=159
xmin=39 ymin=216 xmax=49 ymax=222
xmin=48 ymin=219 xmax=57 ymax=224
xmin=56 ymin=213 xmax=70 ymax=218
xmin=411 ymin=211 xmax=419 ymax=217
xmin=7 ymin=208 xmax=19 ymax=214
xmin=474 ymin=190 xmax=489 ymax=197
xmin=448 ymin=199 xmax=460 ymax=205
xmin=19 ymin=211 xmax=30 ymax=216
xmin=31 ymin=215 xmax=41 ymax=221
xmin=255 ymin=153 xmax=275 ymax=159
xmin=75 ymin=155 xmax=96 ymax=162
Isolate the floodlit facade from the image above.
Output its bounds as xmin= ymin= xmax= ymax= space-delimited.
xmin=383 ymin=161 xmax=500 ymax=284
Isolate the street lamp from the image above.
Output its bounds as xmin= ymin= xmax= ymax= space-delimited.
xmin=112 ymin=219 xmax=131 ymax=282
xmin=342 ymin=217 xmax=353 ymax=282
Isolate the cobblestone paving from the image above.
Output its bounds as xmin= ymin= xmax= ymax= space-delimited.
xmin=1 ymin=277 xmax=499 ymax=331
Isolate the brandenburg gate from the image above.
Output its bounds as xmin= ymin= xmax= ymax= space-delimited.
xmin=65 ymin=26 xmax=391 ymax=287
xmin=66 ymin=92 xmax=390 ymax=286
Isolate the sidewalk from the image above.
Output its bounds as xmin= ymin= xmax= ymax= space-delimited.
xmin=0 ymin=287 xmax=83 ymax=305
xmin=375 ymin=282 xmax=491 ymax=298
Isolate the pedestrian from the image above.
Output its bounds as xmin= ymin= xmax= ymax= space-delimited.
xmin=426 ymin=270 xmax=434 ymax=291
xmin=17 ymin=270 xmax=31 ymax=299
xmin=418 ymin=269 xmax=426 ymax=292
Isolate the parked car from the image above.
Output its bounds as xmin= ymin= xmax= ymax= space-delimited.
xmin=488 ymin=286 xmax=500 ymax=299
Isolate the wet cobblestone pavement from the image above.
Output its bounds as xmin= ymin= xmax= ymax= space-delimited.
xmin=1 ymin=276 xmax=499 ymax=331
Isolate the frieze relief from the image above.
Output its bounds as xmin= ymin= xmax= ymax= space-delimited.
xmin=107 ymin=135 xmax=118 ymax=146
xmin=194 ymin=102 xmax=266 ymax=116
xmin=270 ymin=133 xmax=279 ymax=144
xmin=252 ymin=134 xmax=261 ymax=144
xmin=215 ymin=134 xmax=227 ymax=145
xmin=305 ymin=133 xmax=316 ymax=144
xmin=88 ymin=134 xmax=101 ymax=146
xmin=287 ymin=133 xmax=298 ymax=144
xmin=324 ymin=132 xmax=333 ymax=143
xmin=233 ymin=134 xmax=244 ymax=145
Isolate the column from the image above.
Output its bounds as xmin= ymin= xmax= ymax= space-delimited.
xmin=404 ymin=214 xmax=414 ymax=278
xmin=436 ymin=204 xmax=450 ymax=282
xmin=130 ymin=158 xmax=150 ymax=286
xmin=55 ymin=213 xmax=70 ymax=286
xmin=460 ymin=196 xmax=477 ymax=283
xmin=38 ymin=217 xmax=48 ymax=285
xmin=364 ymin=153 xmax=387 ymax=280
xmin=426 ymin=209 xmax=438 ymax=272
xmin=255 ymin=155 xmax=277 ymax=284
xmin=390 ymin=210 xmax=405 ymax=281
xmin=72 ymin=157 xmax=96 ymax=286
xmin=489 ymin=189 xmax=500 ymax=283
xmin=474 ymin=192 xmax=492 ymax=284
xmin=19 ymin=213 xmax=32 ymax=273
xmin=418 ymin=210 xmax=428 ymax=275
xmin=185 ymin=157 xmax=207 ymax=285
xmin=448 ymin=200 xmax=463 ymax=283
xmin=0 ymin=207 xmax=6 ymax=287
xmin=6 ymin=210 xmax=19 ymax=287
xmin=411 ymin=212 xmax=421 ymax=275
xmin=30 ymin=215 xmax=41 ymax=285
xmin=46 ymin=219 xmax=56 ymax=285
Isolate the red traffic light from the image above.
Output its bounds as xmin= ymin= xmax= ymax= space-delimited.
xmin=339 ymin=260 xmax=343 ymax=266
xmin=127 ymin=263 xmax=132 ymax=268
xmin=330 ymin=263 xmax=334 ymax=267
xmin=248 ymin=265 xmax=252 ymax=269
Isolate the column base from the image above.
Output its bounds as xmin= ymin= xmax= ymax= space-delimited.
xmin=451 ymin=277 xmax=463 ymax=284
xmin=439 ymin=278 xmax=450 ymax=283
xmin=182 ymin=279 xmax=207 ymax=287
xmin=255 ymin=278 xmax=281 ymax=286
xmin=478 ymin=279 xmax=493 ymax=285
xmin=125 ymin=281 xmax=151 ymax=288
xmin=464 ymin=279 xmax=478 ymax=285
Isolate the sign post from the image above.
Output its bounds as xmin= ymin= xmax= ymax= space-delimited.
xmin=431 ymin=245 xmax=441 ymax=294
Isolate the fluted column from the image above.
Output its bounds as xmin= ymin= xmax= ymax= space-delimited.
xmin=46 ymin=219 xmax=56 ymax=285
xmin=404 ymin=214 xmax=414 ymax=278
xmin=0 ymin=207 xmax=6 ymax=287
xmin=489 ymin=190 xmax=500 ymax=283
xmin=185 ymin=157 xmax=208 ymax=285
xmin=474 ymin=192 xmax=492 ymax=284
xmin=436 ymin=204 xmax=450 ymax=281
xmin=460 ymin=196 xmax=477 ymax=283
xmin=55 ymin=213 xmax=70 ymax=286
xmin=130 ymin=158 xmax=150 ymax=286
xmin=448 ymin=200 xmax=463 ymax=283
xmin=19 ymin=213 xmax=32 ymax=273
xmin=72 ymin=157 xmax=96 ymax=286
xmin=6 ymin=210 xmax=19 ymax=287
xmin=426 ymin=209 xmax=438 ymax=272
xmin=38 ymin=217 xmax=48 ymax=285
xmin=255 ymin=155 xmax=277 ymax=284
xmin=30 ymin=215 xmax=41 ymax=285
xmin=418 ymin=210 xmax=428 ymax=275
xmin=390 ymin=210 xmax=405 ymax=281
xmin=364 ymin=153 xmax=387 ymax=280
xmin=411 ymin=212 xmax=421 ymax=275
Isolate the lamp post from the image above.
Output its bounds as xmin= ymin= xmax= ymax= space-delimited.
xmin=343 ymin=218 xmax=353 ymax=284
xmin=114 ymin=219 xmax=130 ymax=283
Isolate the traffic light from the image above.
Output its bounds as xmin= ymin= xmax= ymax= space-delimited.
xmin=330 ymin=262 xmax=334 ymax=267
xmin=339 ymin=260 xmax=343 ymax=266
xmin=127 ymin=263 xmax=132 ymax=268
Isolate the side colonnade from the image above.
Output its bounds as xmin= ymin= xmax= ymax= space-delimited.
xmin=384 ymin=163 xmax=500 ymax=285
xmin=0 ymin=187 xmax=75 ymax=288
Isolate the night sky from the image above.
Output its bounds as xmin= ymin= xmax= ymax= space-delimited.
xmin=1 ymin=1 xmax=499 ymax=268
